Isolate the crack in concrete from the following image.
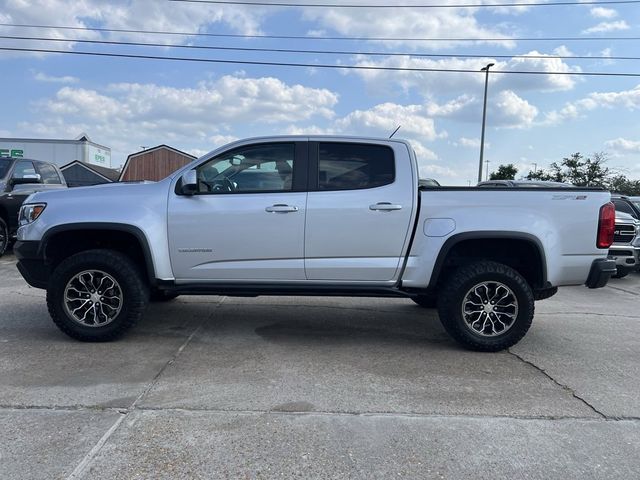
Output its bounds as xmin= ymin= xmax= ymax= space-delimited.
xmin=2 ymin=404 xmax=638 ymax=422
xmin=508 ymin=349 xmax=608 ymax=419
xmin=64 ymin=297 xmax=226 ymax=480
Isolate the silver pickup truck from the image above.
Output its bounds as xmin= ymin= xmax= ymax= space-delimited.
xmin=14 ymin=136 xmax=616 ymax=351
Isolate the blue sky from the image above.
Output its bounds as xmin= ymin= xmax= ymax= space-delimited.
xmin=1 ymin=0 xmax=639 ymax=184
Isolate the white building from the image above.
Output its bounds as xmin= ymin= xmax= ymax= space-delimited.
xmin=0 ymin=133 xmax=111 ymax=168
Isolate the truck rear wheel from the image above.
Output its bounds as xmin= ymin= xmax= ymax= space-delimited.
xmin=46 ymin=249 xmax=149 ymax=342
xmin=437 ymin=261 xmax=534 ymax=352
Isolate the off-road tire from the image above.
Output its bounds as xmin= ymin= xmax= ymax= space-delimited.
xmin=612 ymin=267 xmax=629 ymax=279
xmin=411 ymin=294 xmax=437 ymax=308
xmin=533 ymin=286 xmax=558 ymax=301
xmin=150 ymin=289 xmax=179 ymax=302
xmin=437 ymin=261 xmax=535 ymax=352
xmin=0 ymin=217 xmax=8 ymax=258
xmin=47 ymin=249 xmax=149 ymax=341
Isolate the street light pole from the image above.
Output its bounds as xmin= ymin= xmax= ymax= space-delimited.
xmin=477 ymin=62 xmax=495 ymax=184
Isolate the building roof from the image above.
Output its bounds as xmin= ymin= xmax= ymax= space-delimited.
xmin=0 ymin=134 xmax=110 ymax=151
xmin=119 ymin=145 xmax=196 ymax=182
xmin=60 ymin=160 xmax=121 ymax=182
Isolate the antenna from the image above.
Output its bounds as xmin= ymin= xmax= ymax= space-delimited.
xmin=389 ymin=125 xmax=401 ymax=138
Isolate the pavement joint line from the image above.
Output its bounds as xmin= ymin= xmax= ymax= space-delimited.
xmin=62 ymin=297 xmax=226 ymax=480
xmin=606 ymin=285 xmax=640 ymax=297
xmin=537 ymin=311 xmax=640 ymax=319
xmin=3 ymin=405 xmax=638 ymax=422
xmin=508 ymin=349 xmax=608 ymax=419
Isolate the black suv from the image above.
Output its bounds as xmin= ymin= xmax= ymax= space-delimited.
xmin=0 ymin=158 xmax=67 ymax=256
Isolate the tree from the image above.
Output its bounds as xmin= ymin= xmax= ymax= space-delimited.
xmin=525 ymin=152 xmax=610 ymax=186
xmin=608 ymin=174 xmax=640 ymax=195
xmin=489 ymin=164 xmax=518 ymax=180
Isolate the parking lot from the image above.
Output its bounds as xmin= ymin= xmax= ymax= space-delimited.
xmin=0 ymin=250 xmax=638 ymax=479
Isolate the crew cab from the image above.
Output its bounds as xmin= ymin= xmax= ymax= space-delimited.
xmin=14 ymin=136 xmax=616 ymax=351
xmin=0 ymin=157 xmax=67 ymax=256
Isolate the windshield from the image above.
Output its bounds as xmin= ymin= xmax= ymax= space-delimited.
xmin=0 ymin=158 xmax=12 ymax=179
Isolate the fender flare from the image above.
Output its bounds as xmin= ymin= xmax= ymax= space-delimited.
xmin=428 ymin=231 xmax=548 ymax=289
xmin=41 ymin=222 xmax=157 ymax=285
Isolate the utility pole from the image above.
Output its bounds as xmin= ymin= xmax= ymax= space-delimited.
xmin=477 ymin=62 xmax=495 ymax=183
xmin=485 ymin=160 xmax=491 ymax=181
xmin=532 ymin=162 xmax=538 ymax=173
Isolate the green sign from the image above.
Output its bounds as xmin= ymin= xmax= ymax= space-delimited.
xmin=0 ymin=149 xmax=24 ymax=158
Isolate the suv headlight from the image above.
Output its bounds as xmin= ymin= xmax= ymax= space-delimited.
xmin=19 ymin=203 xmax=47 ymax=226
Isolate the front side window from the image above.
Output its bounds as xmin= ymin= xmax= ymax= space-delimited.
xmin=12 ymin=161 xmax=38 ymax=179
xmin=318 ymin=143 xmax=395 ymax=191
xmin=196 ymin=143 xmax=295 ymax=194
xmin=37 ymin=163 xmax=62 ymax=184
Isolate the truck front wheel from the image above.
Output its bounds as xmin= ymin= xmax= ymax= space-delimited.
xmin=0 ymin=218 xmax=8 ymax=257
xmin=46 ymin=249 xmax=149 ymax=342
xmin=437 ymin=261 xmax=534 ymax=352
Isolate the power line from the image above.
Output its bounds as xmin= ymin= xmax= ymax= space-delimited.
xmin=3 ymin=46 xmax=640 ymax=76
xmin=169 ymin=0 xmax=640 ymax=8
xmin=1 ymin=22 xmax=639 ymax=43
xmin=2 ymin=34 xmax=638 ymax=61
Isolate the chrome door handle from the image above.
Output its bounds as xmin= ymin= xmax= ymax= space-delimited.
xmin=265 ymin=204 xmax=299 ymax=213
xmin=369 ymin=202 xmax=402 ymax=211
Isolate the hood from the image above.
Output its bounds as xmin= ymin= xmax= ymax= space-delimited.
xmin=615 ymin=211 xmax=636 ymax=223
xmin=25 ymin=179 xmax=161 ymax=204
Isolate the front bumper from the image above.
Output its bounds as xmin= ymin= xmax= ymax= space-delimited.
xmin=585 ymin=258 xmax=617 ymax=289
xmin=608 ymin=245 xmax=640 ymax=270
xmin=14 ymin=240 xmax=49 ymax=289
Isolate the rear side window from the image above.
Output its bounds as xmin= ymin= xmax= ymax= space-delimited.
xmin=318 ymin=143 xmax=395 ymax=191
xmin=37 ymin=163 xmax=62 ymax=184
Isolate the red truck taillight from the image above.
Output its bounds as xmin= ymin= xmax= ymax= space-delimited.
xmin=597 ymin=202 xmax=615 ymax=248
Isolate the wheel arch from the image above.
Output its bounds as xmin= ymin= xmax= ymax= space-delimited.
xmin=41 ymin=223 xmax=157 ymax=286
xmin=429 ymin=231 xmax=548 ymax=291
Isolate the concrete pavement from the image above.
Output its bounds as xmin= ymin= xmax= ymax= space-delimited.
xmin=0 ymin=251 xmax=638 ymax=479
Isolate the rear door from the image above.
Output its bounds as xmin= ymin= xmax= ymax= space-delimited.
xmin=168 ymin=141 xmax=308 ymax=281
xmin=304 ymin=140 xmax=415 ymax=282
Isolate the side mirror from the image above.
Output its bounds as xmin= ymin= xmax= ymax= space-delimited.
xmin=180 ymin=170 xmax=198 ymax=195
xmin=11 ymin=175 xmax=42 ymax=187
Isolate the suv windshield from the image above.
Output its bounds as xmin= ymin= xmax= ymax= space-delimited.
xmin=0 ymin=158 xmax=11 ymax=179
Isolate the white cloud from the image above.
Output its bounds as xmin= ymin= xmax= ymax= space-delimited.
xmin=24 ymin=75 xmax=338 ymax=167
xmin=605 ymin=138 xmax=640 ymax=154
xmin=458 ymin=137 xmax=481 ymax=148
xmin=33 ymin=72 xmax=79 ymax=84
xmin=590 ymin=7 xmax=618 ymax=19
xmin=544 ymin=84 xmax=640 ymax=124
xmin=335 ymin=103 xmax=441 ymax=140
xmin=0 ymin=0 xmax=267 ymax=57
xmin=493 ymin=90 xmax=538 ymax=128
xmin=301 ymin=4 xmax=515 ymax=50
xmin=351 ymin=52 xmax=580 ymax=99
xmin=582 ymin=21 xmax=630 ymax=34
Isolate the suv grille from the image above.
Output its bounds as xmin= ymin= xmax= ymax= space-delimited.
xmin=613 ymin=224 xmax=636 ymax=244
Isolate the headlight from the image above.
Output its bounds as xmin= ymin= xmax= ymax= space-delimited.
xmin=19 ymin=203 xmax=47 ymax=226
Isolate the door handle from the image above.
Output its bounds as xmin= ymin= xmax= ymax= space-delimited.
xmin=265 ymin=204 xmax=299 ymax=213
xmin=369 ymin=202 xmax=402 ymax=211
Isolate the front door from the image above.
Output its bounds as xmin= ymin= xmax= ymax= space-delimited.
xmin=168 ymin=141 xmax=308 ymax=281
